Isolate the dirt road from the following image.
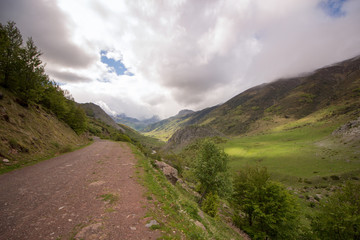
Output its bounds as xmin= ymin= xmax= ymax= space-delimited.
xmin=0 ymin=139 xmax=160 ymax=239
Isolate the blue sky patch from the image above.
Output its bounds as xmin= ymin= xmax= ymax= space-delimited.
xmin=100 ymin=50 xmax=134 ymax=76
xmin=319 ymin=0 xmax=348 ymax=18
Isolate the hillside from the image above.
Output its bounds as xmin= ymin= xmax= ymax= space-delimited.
xmin=112 ymin=113 xmax=160 ymax=131
xmin=0 ymin=87 xmax=88 ymax=173
xmin=80 ymin=103 xmax=124 ymax=132
xmin=144 ymin=56 xmax=360 ymax=141
xmin=143 ymin=109 xmax=199 ymax=140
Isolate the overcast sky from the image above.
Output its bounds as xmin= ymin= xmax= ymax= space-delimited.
xmin=1 ymin=0 xmax=360 ymax=119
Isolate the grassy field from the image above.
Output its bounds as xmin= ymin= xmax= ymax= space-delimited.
xmin=222 ymin=116 xmax=360 ymax=183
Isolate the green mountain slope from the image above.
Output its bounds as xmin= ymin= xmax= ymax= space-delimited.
xmin=80 ymin=103 xmax=124 ymax=132
xmin=0 ymin=87 xmax=88 ymax=173
xmin=144 ymin=56 xmax=360 ymax=140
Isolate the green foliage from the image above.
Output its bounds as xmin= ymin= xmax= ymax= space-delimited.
xmin=353 ymin=87 xmax=360 ymax=96
xmin=0 ymin=22 xmax=87 ymax=134
xmin=311 ymin=182 xmax=360 ymax=240
xmin=111 ymin=132 xmax=132 ymax=142
xmin=132 ymin=144 xmax=242 ymax=239
xmin=232 ymin=166 xmax=300 ymax=239
xmin=201 ymin=192 xmax=220 ymax=217
xmin=99 ymin=193 xmax=119 ymax=204
xmin=299 ymin=93 xmax=316 ymax=103
xmin=193 ymin=140 xmax=232 ymax=205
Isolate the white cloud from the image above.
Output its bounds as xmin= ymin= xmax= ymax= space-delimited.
xmin=1 ymin=0 xmax=359 ymax=119
xmin=95 ymin=101 xmax=116 ymax=116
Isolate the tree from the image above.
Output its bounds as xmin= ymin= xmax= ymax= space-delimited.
xmin=193 ymin=139 xmax=232 ymax=205
xmin=0 ymin=21 xmax=88 ymax=135
xmin=0 ymin=21 xmax=23 ymax=88
xmin=311 ymin=182 xmax=360 ymax=240
xmin=66 ymin=102 xmax=88 ymax=134
xmin=18 ymin=37 xmax=47 ymax=103
xmin=232 ymin=166 xmax=299 ymax=239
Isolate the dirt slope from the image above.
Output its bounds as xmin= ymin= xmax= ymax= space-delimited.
xmin=0 ymin=139 xmax=160 ymax=240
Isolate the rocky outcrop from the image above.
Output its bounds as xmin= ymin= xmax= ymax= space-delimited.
xmin=165 ymin=125 xmax=224 ymax=151
xmin=154 ymin=160 xmax=179 ymax=184
xmin=332 ymin=117 xmax=360 ymax=142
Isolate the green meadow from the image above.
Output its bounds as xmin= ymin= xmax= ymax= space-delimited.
xmin=223 ymin=119 xmax=360 ymax=183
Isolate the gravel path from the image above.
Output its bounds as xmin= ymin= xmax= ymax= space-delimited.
xmin=0 ymin=139 xmax=160 ymax=240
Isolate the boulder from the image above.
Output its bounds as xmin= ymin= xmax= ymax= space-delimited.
xmin=154 ymin=160 xmax=179 ymax=184
xmin=194 ymin=220 xmax=206 ymax=231
xmin=332 ymin=117 xmax=360 ymax=142
xmin=145 ymin=220 xmax=159 ymax=228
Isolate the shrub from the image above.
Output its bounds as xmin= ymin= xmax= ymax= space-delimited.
xmin=232 ymin=166 xmax=300 ymax=239
xmin=59 ymin=144 xmax=72 ymax=153
xmin=111 ymin=133 xmax=132 ymax=143
xmin=311 ymin=182 xmax=360 ymax=240
xmin=201 ymin=192 xmax=219 ymax=217
xmin=330 ymin=175 xmax=340 ymax=180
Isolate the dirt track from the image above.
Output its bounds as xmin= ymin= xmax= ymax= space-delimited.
xmin=0 ymin=139 xmax=160 ymax=239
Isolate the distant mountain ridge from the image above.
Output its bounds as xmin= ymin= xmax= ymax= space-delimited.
xmin=80 ymin=103 xmax=124 ymax=132
xmin=112 ymin=113 xmax=160 ymax=131
xmin=143 ymin=55 xmax=360 ymax=141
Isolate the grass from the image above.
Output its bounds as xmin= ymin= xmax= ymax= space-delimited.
xmin=0 ymin=87 xmax=90 ymax=174
xmin=223 ymin=117 xmax=360 ymax=181
xmin=130 ymin=143 xmax=243 ymax=240
xmin=100 ymin=193 xmax=119 ymax=204
xmin=221 ymin=111 xmax=360 ymax=230
xmin=0 ymin=140 xmax=92 ymax=175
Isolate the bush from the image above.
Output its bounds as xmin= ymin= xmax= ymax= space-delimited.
xmin=59 ymin=144 xmax=72 ymax=153
xmin=232 ymin=166 xmax=300 ymax=239
xmin=201 ymin=192 xmax=219 ymax=217
xmin=111 ymin=133 xmax=132 ymax=143
xmin=311 ymin=182 xmax=360 ymax=240
xmin=330 ymin=175 xmax=340 ymax=180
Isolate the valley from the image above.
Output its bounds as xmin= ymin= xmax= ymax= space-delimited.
xmin=1 ymin=19 xmax=359 ymax=239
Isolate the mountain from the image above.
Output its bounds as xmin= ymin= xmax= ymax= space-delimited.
xmin=144 ymin=55 xmax=360 ymax=141
xmin=165 ymin=125 xmax=225 ymax=152
xmin=112 ymin=113 xmax=160 ymax=131
xmin=80 ymin=103 xmax=124 ymax=132
xmin=143 ymin=109 xmax=197 ymax=140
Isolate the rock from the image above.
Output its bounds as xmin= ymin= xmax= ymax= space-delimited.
xmin=75 ymin=223 xmax=102 ymax=240
xmin=3 ymin=114 xmax=10 ymax=122
xmin=154 ymin=160 xmax=179 ymax=184
xmin=2 ymin=159 xmax=10 ymax=163
xmin=315 ymin=194 xmax=322 ymax=200
xmin=198 ymin=210 xmax=205 ymax=219
xmin=165 ymin=125 xmax=225 ymax=151
xmin=332 ymin=117 xmax=360 ymax=142
xmin=145 ymin=220 xmax=159 ymax=228
xmin=194 ymin=220 xmax=206 ymax=231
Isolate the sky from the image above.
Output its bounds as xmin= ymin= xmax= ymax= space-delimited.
xmin=1 ymin=0 xmax=360 ymax=119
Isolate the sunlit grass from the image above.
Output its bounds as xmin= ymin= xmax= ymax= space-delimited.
xmin=223 ymin=120 xmax=360 ymax=180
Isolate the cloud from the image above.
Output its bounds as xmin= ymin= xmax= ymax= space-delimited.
xmin=48 ymin=70 xmax=91 ymax=83
xmin=1 ymin=0 xmax=360 ymax=119
xmin=95 ymin=100 xmax=116 ymax=116
xmin=0 ymin=0 xmax=96 ymax=68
